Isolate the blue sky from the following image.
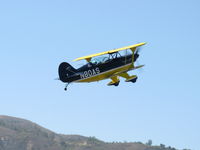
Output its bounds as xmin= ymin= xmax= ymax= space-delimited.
xmin=0 ymin=0 xmax=200 ymax=150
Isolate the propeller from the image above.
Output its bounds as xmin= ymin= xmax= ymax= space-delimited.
xmin=134 ymin=46 xmax=142 ymax=62
xmin=134 ymin=46 xmax=144 ymax=72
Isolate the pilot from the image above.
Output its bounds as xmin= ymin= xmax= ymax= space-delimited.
xmin=88 ymin=62 xmax=92 ymax=67
xmin=90 ymin=60 xmax=98 ymax=65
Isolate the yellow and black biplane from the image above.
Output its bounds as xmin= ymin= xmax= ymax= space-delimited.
xmin=58 ymin=42 xmax=146 ymax=90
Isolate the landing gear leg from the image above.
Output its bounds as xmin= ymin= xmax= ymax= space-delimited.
xmin=64 ymin=83 xmax=69 ymax=91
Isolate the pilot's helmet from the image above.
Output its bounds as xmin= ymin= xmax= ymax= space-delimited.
xmin=91 ymin=60 xmax=97 ymax=64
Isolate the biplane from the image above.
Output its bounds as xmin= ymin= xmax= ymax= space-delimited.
xmin=58 ymin=42 xmax=146 ymax=91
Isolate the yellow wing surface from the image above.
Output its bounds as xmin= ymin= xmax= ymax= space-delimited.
xmin=73 ymin=42 xmax=146 ymax=62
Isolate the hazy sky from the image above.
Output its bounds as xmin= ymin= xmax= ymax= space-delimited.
xmin=0 ymin=0 xmax=200 ymax=150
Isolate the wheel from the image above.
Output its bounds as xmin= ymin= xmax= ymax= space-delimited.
xmin=114 ymin=81 xmax=120 ymax=86
xmin=131 ymin=77 xmax=138 ymax=83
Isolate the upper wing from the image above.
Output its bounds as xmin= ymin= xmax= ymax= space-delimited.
xmin=73 ymin=42 xmax=146 ymax=62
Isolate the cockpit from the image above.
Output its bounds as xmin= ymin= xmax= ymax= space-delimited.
xmin=90 ymin=56 xmax=110 ymax=65
xmin=89 ymin=51 xmax=125 ymax=65
xmin=77 ymin=51 xmax=132 ymax=71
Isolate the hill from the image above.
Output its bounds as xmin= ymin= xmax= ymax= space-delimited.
xmin=0 ymin=115 xmax=185 ymax=150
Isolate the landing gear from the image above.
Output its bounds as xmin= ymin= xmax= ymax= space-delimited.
xmin=114 ymin=81 xmax=120 ymax=86
xmin=130 ymin=77 xmax=138 ymax=83
xmin=64 ymin=83 xmax=70 ymax=91
xmin=107 ymin=81 xmax=120 ymax=86
xmin=125 ymin=76 xmax=138 ymax=83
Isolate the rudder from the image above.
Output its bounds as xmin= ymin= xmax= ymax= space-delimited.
xmin=58 ymin=62 xmax=77 ymax=82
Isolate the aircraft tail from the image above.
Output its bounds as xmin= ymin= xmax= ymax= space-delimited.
xmin=58 ymin=62 xmax=77 ymax=82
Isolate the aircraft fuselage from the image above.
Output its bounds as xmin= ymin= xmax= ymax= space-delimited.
xmin=58 ymin=54 xmax=133 ymax=83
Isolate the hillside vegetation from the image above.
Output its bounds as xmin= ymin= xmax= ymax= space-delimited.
xmin=0 ymin=115 xmax=189 ymax=150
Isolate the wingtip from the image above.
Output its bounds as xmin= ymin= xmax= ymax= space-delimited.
xmin=140 ymin=42 xmax=147 ymax=45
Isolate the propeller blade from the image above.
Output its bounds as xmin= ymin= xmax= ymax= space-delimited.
xmin=135 ymin=46 xmax=142 ymax=54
